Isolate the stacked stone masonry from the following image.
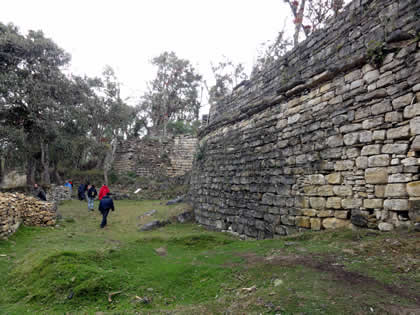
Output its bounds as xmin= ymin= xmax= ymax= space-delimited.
xmin=0 ymin=192 xmax=57 ymax=239
xmin=189 ymin=0 xmax=420 ymax=238
xmin=113 ymin=135 xmax=197 ymax=178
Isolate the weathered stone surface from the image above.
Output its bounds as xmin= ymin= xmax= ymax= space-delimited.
xmin=392 ymin=93 xmax=413 ymax=109
xmin=295 ymin=216 xmax=311 ymax=228
xmin=342 ymin=199 xmax=363 ymax=209
xmin=326 ymin=197 xmax=342 ymax=209
xmin=310 ymin=218 xmax=322 ymax=230
xmin=378 ymin=222 xmax=394 ymax=231
xmin=365 ymin=168 xmax=388 ymax=184
xmin=387 ymin=125 xmax=410 ymax=139
xmin=334 ymin=160 xmax=354 ymax=171
xmin=309 ymin=197 xmax=326 ymax=210
xmin=333 ymin=186 xmax=353 ymax=197
xmin=317 ymin=210 xmax=335 ymax=217
xmin=384 ymin=199 xmax=409 ymax=211
xmin=322 ymin=218 xmax=350 ymax=229
xmin=361 ymin=145 xmax=381 ymax=156
xmin=189 ymin=0 xmax=420 ymax=238
xmin=326 ymin=173 xmax=342 ymax=184
xmin=334 ymin=211 xmax=349 ymax=219
xmin=368 ymin=155 xmax=390 ymax=167
xmin=381 ymin=144 xmax=408 ymax=154
xmin=407 ymin=182 xmax=420 ymax=197
xmin=308 ymin=174 xmax=325 ymax=185
xmin=410 ymin=117 xmax=420 ymax=135
xmin=384 ymin=184 xmax=407 ymax=197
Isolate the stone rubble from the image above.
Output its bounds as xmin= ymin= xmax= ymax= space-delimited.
xmin=0 ymin=192 xmax=57 ymax=239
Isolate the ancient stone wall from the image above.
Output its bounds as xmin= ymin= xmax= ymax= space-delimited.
xmin=189 ymin=0 xmax=420 ymax=238
xmin=0 ymin=192 xmax=57 ymax=239
xmin=113 ymin=135 xmax=197 ymax=178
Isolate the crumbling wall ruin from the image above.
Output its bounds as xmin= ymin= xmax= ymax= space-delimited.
xmin=113 ymin=135 xmax=197 ymax=178
xmin=189 ymin=0 xmax=420 ymax=238
xmin=0 ymin=192 xmax=57 ymax=239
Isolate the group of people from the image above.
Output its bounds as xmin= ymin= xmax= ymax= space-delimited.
xmin=33 ymin=181 xmax=115 ymax=229
xmin=78 ymin=183 xmax=115 ymax=228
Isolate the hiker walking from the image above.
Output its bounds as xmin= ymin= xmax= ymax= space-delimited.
xmin=87 ymin=184 xmax=97 ymax=211
xmin=78 ymin=183 xmax=86 ymax=201
xmin=98 ymin=192 xmax=114 ymax=228
xmin=33 ymin=183 xmax=47 ymax=201
xmin=98 ymin=183 xmax=110 ymax=200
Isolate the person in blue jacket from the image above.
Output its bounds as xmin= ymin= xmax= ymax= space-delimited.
xmin=98 ymin=192 xmax=115 ymax=228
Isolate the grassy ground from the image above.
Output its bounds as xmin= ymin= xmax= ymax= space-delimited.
xmin=0 ymin=199 xmax=419 ymax=314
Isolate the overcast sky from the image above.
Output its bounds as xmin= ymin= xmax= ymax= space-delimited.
xmin=1 ymin=0 xmax=292 ymax=114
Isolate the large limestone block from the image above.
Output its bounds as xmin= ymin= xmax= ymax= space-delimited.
xmin=382 ymin=143 xmax=408 ymax=154
xmin=310 ymin=218 xmax=322 ymax=230
xmin=322 ymin=218 xmax=350 ymax=229
xmin=403 ymin=103 xmax=420 ymax=119
xmin=384 ymin=199 xmax=409 ymax=211
xmin=326 ymin=173 xmax=342 ymax=184
xmin=361 ymin=145 xmax=381 ymax=156
xmin=295 ymin=216 xmax=311 ymax=228
xmin=326 ymin=135 xmax=344 ymax=148
xmin=387 ymin=125 xmax=410 ymax=139
xmin=317 ymin=210 xmax=335 ymax=217
xmin=365 ymin=168 xmax=388 ymax=184
xmin=327 ymin=197 xmax=343 ymax=209
xmin=334 ymin=160 xmax=354 ymax=171
xmin=410 ymin=117 xmax=420 ymax=135
xmin=363 ymin=199 xmax=383 ymax=209
xmin=309 ymin=197 xmax=326 ymax=210
xmin=385 ymin=184 xmax=407 ymax=197
xmin=334 ymin=211 xmax=349 ymax=219
xmin=318 ymin=185 xmax=335 ymax=196
xmin=407 ymin=181 xmax=420 ymax=197
xmin=308 ymin=174 xmax=326 ymax=185
xmin=302 ymin=209 xmax=318 ymax=217
xmin=368 ymin=155 xmax=390 ymax=167
xmin=342 ymin=199 xmax=363 ymax=209
xmin=333 ymin=186 xmax=353 ymax=197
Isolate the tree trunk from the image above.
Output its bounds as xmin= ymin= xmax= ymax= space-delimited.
xmin=40 ymin=140 xmax=51 ymax=184
xmin=293 ymin=0 xmax=307 ymax=47
xmin=26 ymin=157 xmax=36 ymax=186
xmin=53 ymin=162 xmax=62 ymax=184
xmin=103 ymin=140 xmax=118 ymax=186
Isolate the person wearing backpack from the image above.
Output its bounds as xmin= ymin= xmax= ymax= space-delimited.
xmin=98 ymin=192 xmax=114 ymax=228
xmin=87 ymin=184 xmax=98 ymax=211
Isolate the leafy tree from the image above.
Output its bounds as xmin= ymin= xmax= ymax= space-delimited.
xmin=283 ymin=0 xmax=345 ymax=46
xmin=251 ymin=30 xmax=293 ymax=76
xmin=139 ymin=51 xmax=202 ymax=137
xmin=206 ymin=57 xmax=248 ymax=107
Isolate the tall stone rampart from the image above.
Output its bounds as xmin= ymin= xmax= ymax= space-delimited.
xmin=189 ymin=0 xmax=420 ymax=238
xmin=113 ymin=135 xmax=197 ymax=178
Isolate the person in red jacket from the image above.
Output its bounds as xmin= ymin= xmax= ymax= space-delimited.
xmin=98 ymin=184 xmax=110 ymax=200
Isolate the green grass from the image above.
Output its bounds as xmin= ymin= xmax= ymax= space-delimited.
xmin=0 ymin=199 xmax=419 ymax=314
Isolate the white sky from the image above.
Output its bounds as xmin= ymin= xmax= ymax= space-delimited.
xmin=1 ymin=0 xmax=292 ymax=114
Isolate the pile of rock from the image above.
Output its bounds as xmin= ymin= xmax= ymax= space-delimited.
xmin=0 ymin=192 xmax=57 ymax=239
xmin=48 ymin=185 xmax=72 ymax=202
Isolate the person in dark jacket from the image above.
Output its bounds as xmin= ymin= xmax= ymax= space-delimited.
xmin=98 ymin=193 xmax=114 ymax=228
xmin=78 ymin=183 xmax=86 ymax=201
xmin=33 ymin=183 xmax=47 ymax=201
xmin=87 ymin=185 xmax=97 ymax=211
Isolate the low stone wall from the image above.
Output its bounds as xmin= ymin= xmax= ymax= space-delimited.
xmin=48 ymin=185 xmax=72 ymax=202
xmin=113 ymin=135 xmax=197 ymax=178
xmin=189 ymin=0 xmax=420 ymax=238
xmin=0 ymin=192 xmax=57 ymax=239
